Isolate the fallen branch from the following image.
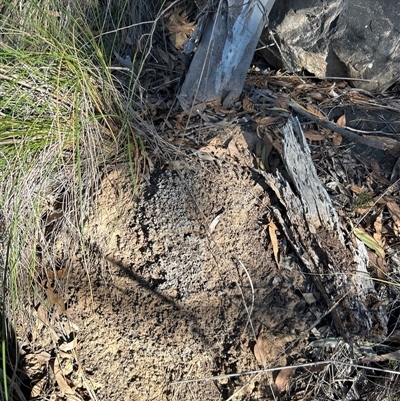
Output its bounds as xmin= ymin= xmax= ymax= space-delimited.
xmin=283 ymin=98 xmax=398 ymax=151
xmin=261 ymin=117 xmax=388 ymax=340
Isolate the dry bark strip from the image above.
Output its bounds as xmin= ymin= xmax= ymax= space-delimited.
xmin=260 ymin=117 xmax=388 ymax=340
xmin=178 ymin=0 xmax=276 ymax=109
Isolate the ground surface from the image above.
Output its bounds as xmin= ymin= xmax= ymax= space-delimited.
xmin=19 ymin=80 xmax=400 ymax=401
xmin=67 ymin=130 xmax=314 ymax=400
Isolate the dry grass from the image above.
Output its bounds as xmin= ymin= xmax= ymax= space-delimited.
xmin=0 ymin=0 xmax=170 ymax=399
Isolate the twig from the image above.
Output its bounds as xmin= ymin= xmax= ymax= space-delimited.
xmin=171 ymin=359 xmax=400 ymax=384
xmin=233 ymin=257 xmax=256 ymax=338
xmin=283 ymin=98 xmax=397 ymax=151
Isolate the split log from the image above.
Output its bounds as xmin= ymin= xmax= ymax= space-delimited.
xmin=261 ymin=117 xmax=388 ymax=340
xmin=178 ymin=0 xmax=276 ymax=110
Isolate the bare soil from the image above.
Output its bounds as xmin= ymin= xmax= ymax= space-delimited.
xmin=70 ymin=154 xmax=313 ymax=400
xmin=18 ymin=86 xmax=400 ymax=401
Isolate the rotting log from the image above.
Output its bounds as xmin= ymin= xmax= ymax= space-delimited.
xmin=178 ymin=0 xmax=276 ymax=110
xmin=261 ymin=117 xmax=388 ymax=341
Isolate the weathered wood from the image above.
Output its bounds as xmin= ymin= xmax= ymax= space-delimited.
xmin=261 ymin=117 xmax=388 ymax=340
xmin=178 ymin=0 xmax=276 ymax=110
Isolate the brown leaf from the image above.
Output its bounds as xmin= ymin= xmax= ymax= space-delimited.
xmin=306 ymin=104 xmax=326 ymax=119
xmin=47 ymin=267 xmax=69 ymax=280
xmin=169 ymin=32 xmax=187 ymax=50
xmin=37 ymin=304 xmax=49 ymax=325
xmin=361 ymin=350 xmax=400 ymax=364
xmin=46 ymin=285 xmax=66 ymax=314
xmin=348 ymin=90 xmax=373 ymax=101
xmin=54 ymin=356 xmax=75 ymax=396
xmin=274 ymin=96 xmax=290 ymax=110
xmin=308 ymin=91 xmax=325 ymax=101
xmin=332 ymin=133 xmax=343 ymax=146
xmin=253 ymin=116 xmax=279 ymax=125
xmin=367 ymin=250 xmax=387 ymax=280
xmin=387 ymin=329 xmax=400 ymax=343
xmin=373 ymin=211 xmax=384 ymax=248
xmin=227 ymin=140 xmax=242 ymax=160
xmin=371 ymin=158 xmax=391 ymax=184
xmin=31 ymin=376 xmax=47 ymax=398
xmin=254 ymin=335 xmax=268 ymax=366
xmin=165 ymin=11 xmax=195 ymax=35
xmin=387 ymin=201 xmax=400 ymax=231
xmin=242 ymin=95 xmax=254 ymax=112
xmin=268 ymin=221 xmax=280 ymax=268
xmin=304 ymin=130 xmax=325 ymax=141
xmin=350 ymin=185 xmax=369 ymax=195
xmin=336 ymin=114 xmax=346 ymax=126
xmin=156 ymin=46 xmax=173 ymax=65
xmin=275 ymin=367 xmax=296 ymax=393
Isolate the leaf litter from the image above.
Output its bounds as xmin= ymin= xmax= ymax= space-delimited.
xmin=12 ymin=2 xmax=400 ymax=400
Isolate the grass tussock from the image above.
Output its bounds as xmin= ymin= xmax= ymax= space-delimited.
xmin=0 ymin=0 xmax=165 ymax=398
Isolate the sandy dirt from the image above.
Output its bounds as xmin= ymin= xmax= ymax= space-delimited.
xmin=18 ymin=117 xmax=400 ymax=401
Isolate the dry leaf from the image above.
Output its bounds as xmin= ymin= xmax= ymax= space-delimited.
xmin=387 ymin=201 xmax=400 ymax=234
xmin=59 ymin=337 xmax=78 ymax=353
xmin=165 ymin=11 xmax=195 ymax=35
xmin=275 ymin=367 xmax=296 ymax=393
xmin=156 ymin=46 xmax=172 ymax=65
xmin=332 ymin=133 xmax=343 ymax=146
xmin=254 ymin=335 xmax=268 ymax=366
xmin=37 ymin=304 xmax=49 ymax=325
xmin=387 ymin=329 xmax=400 ymax=343
xmin=376 ymin=255 xmax=387 ymax=279
xmin=31 ymin=376 xmax=47 ymax=398
xmin=373 ymin=212 xmax=384 ymax=248
xmin=350 ymin=185 xmax=371 ymax=195
xmin=47 ymin=267 xmax=69 ymax=280
xmin=209 ymin=213 xmax=223 ymax=233
xmin=308 ymin=91 xmax=325 ymax=101
xmin=242 ymin=95 xmax=254 ymax=112
xmin=361 ymin=350 xmax=400 ymax=364
xmin=304 ymin=130 xmax=325 ymax=141
xmin=268 ymin=221 xmax=280 ymax=268
xmin=371 ymin=158 xmax=391 ymax=184
xmin=253 ymin=116 xmax=279 ymax=125
xmin=46 ymin=285 xmax=66 ymax=314
xmin=306 ymin=104 xmax=326 ymax=119
xmin=54 ymin=357 xmax=75 ymax=396
xmin=36 ymin=351 xmax=51 ymax=366
xmin=336 ymin=114 xmax=346 ymax=126
xmin=274 ymin=96 xmax=290 ymax=110
xmin=227 ymin=140 xmax=242 ymax=160
xmin=302 ymin=293 xmax=316 ymax=305
xmin=348 ymin=90 xmax=373 ymax=101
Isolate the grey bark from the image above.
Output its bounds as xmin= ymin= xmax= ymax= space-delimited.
xmin=261 ymin=118 xmax=388 ymax=340
xmin=178 ymin=0 xmax=276 ymax=110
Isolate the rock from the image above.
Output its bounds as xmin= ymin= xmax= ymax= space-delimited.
xmin=259 ymin=0 xmax=400 ymax=92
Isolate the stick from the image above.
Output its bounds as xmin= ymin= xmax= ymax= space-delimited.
xmin=283 ymin=98 xmax=397 ymax=151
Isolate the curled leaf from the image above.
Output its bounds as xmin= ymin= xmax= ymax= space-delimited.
xmin=268 ymin=221 xmax=280 ymax=268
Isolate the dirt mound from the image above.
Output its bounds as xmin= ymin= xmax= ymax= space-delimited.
xmin=63 ymin=156 xmax=311 ymax=400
